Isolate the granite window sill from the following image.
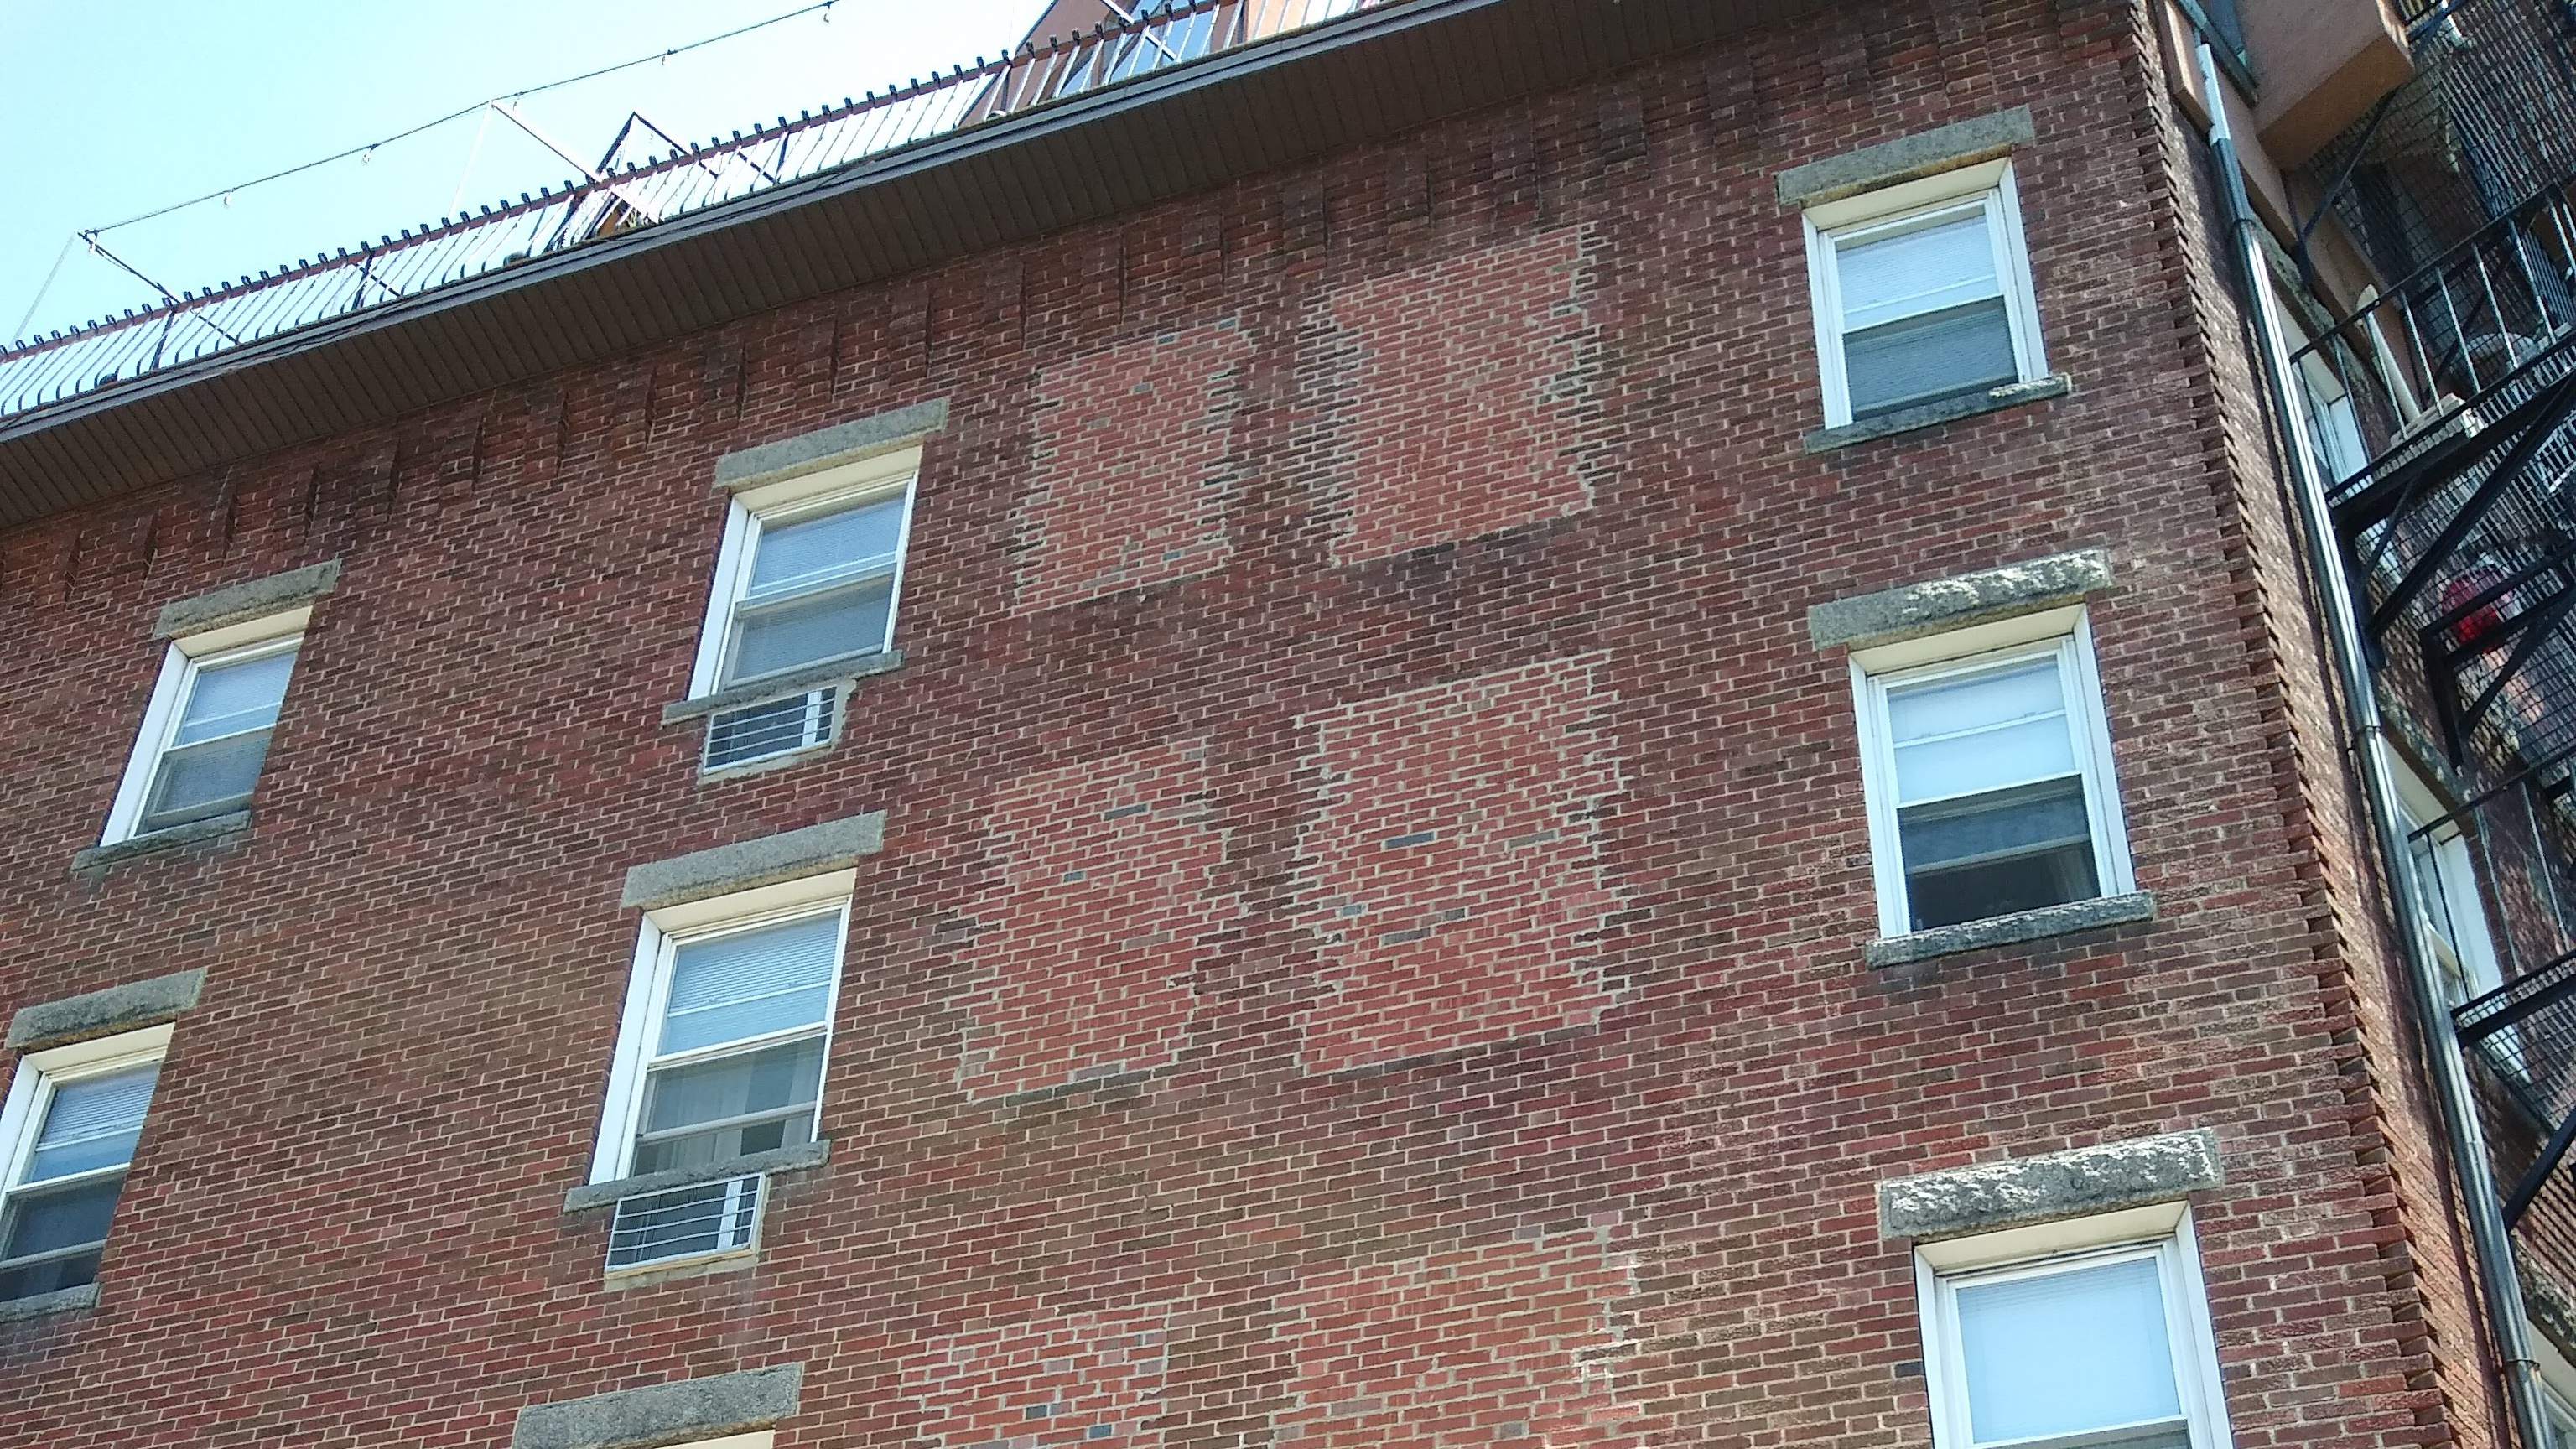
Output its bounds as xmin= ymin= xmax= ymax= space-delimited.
xmin=1805 ymin=374 xmax=2072 ymax=454
xmin=563 ymin=1140 xmax=831 ymax=1213
xmin=0 ymin=1283 xmax=98 ymax=1324
xmin=70 ymin=811 xmax=252 ymax=874
xmin=661 ymin=650 xmax=902 ymax=726
xmin=1865 ymin=891 xmax=2157 ymax=968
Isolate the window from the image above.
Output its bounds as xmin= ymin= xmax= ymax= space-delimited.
xmin=1805 ymin=161 xmax=2047 ymax=427
xmin=0 ymin=1026 xmax=166 ymax=1302
xmin=102 ymin=610 xmax=305 ymax=844
xmin=1917 ymin=1213 xmax=2231 ymax=1449
xmin=590 ymin=874 xmax=854 ymax=1270
xmin=688 ymin=453 xmax=917 ymax=701
xmin=2389 ymin=756 xmax=2506 ymax=1005
xmin=1853 ymin=615 xmax=2133 ymax=935
xmin=2282 ymin=304 xmax=2372 ymax=484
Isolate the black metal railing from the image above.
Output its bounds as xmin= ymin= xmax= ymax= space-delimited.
xmin=2458 ymin=948 xmax=2576 ymax=1223
xmin=0 ymin=0 xmax=1383 ymax=421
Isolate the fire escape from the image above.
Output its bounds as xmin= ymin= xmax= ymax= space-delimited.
xmin=2292 ymin=0 xmax=2576 ymax=1231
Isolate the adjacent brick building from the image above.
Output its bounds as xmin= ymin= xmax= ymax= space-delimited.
xmin=3 ymin=1 xmax=2575 ymax=1446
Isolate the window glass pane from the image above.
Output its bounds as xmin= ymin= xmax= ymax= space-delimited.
xmin=142 ymin=730 xmax=274 ymax=828
xmin=658 ymin=914 xmax=843 ymax=1056
xmin=25 ymin=1066 xmax=158 ymax=1182
xmin=0 ymin=1175 xmax=124 ymax=1264
xmin=1837 ymin=210 xmax=2002 ymax=332
xmin=0 ymin=1245 xmax=101 ymax=1301
xmin=171 ymin=649 xmax=296 ymax=747
xmin=726 ymin=576 xmax=895 ymax=684
xmin=745 ymin=496 xmax=906 ymax=601
xmin=634 ymin=1037 xmax=825 ymax=1173
xmin=1901 ymin=778 xmax=2100 ymax=931
xmin=1888 ymin=660 xmax=2079 ymax=805
xmin=1955 ymin=1255 xmax=2184 ymax=1446
xmin=1844 ymin=298 xmax=2020 ymax=419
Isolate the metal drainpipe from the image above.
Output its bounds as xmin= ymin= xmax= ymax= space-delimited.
xmin=2189 ymin=38 xmax=2551 ymax=1447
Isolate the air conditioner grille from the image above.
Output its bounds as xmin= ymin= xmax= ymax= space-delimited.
xmin=703 ymin=688 xmax=834 ymax=772
xmin=606 ymin=1172 xmax=762 ymax=1270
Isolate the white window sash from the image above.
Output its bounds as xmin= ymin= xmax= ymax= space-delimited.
xmin=2388 ymin=757 xmax=2506 ymax=1002
xmin=687 ymin=470 xmax=919 ymax=699
xmin=101 ymin=625 xmax=304 ymax=846
xmin=1805 ymin=164 xmax=2047 ymax=429
xmin=589 ymin=896 xmax=854 ymax=1184
xmin=1916 ymin=1214 xmax=2235 ymax=1449
xmin=0 ymin=1030 xmax=169 ymax=1275
xmin=1852 ymin=621 xmax=2134 ymax=937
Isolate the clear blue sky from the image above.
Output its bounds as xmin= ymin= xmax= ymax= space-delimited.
xmin=0 ymin=0 xmax=1053 ymax=345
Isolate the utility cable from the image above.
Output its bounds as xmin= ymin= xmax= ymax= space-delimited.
xmin=86 ymin=0 xmax=844 ymax=236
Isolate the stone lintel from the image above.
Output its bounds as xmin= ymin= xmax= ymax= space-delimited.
xmin=8 ymin=969 xmax=205 ymax=1052
xmin=512 ymin=1365 xmax=803 ymax=1449
xmin=1880 ymin=1128 xmax=2225 ymax=1241
xmin=1810 ymin=546 xmax=2114 ymax=653
xmin=714 ymin=399 xmax=948 ymax=494
xmin=620 ymin=813 xmax=884 ymax=911
xmin=1776 ymin=106 xmax=2037 ymax=209
xmin=564 ymin=1140 xmax=832 ymax=1213
xmin=153 ymin=560 xmax=340 ymax=639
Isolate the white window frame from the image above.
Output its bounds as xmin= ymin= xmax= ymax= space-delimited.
xmin=686 ymin=448 xmax=921 ymax=701
xmin=1850 ymin=608 xmax=2135 ymax=937
xmin=0 ymin=1023 xmax=171 ymax=1296
xmin=1915 ymin=1204 xmax=2235 ymax=1449
xmin=2387 ymin=753 xmax=2506 ymax=1005
xmin=587 ymin=870 xmax=858 ymax=1185
xmin=100 ymin=607 xmax=309 ymax=846
xmin=1803 ymin=159 xmax=2049 ymax=429
xmin=2530 ymin=1330 xmax=2576 ymax=1449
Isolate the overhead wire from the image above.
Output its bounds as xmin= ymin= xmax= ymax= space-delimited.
xmin=83 ymin=0 xmax=844 ymax=236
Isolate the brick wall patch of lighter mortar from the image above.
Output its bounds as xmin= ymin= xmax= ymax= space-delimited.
xmin=713 ymin=399 xmax=948 ymax=493
xmin=1807 ymin=548 xmax=2113 ymax=651
xmin=153 ymin=560 xmax=340 ymax=639
xmin=619 ymin=813 xmax=884 ymax=911
xmin=512 ymin=1365 xmax=803 ymax=1449
xmin=1774 ymin=106 xmax=2037 ymax=208
xmin=1878 ymin=1129 xmax=2224 ymax=1240
xmin=8 ymin=969 xmax=205 ymax=1050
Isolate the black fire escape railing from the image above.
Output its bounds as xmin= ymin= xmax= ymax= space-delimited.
xmin=2279 ymin=0 xmax=2576 ymax=1236
xmin=2459 ymin=950 xmax=2576 ymax=1226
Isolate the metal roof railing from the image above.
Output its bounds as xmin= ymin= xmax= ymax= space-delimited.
xmin=0 ymin=0 xmax=1381 ymax=422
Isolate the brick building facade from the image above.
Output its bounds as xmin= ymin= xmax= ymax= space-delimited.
xmin=4 ymin=0 xmax=2576 ymax=1446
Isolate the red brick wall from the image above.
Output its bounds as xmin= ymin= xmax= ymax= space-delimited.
xmin=0 ymin=0 xmax=2514 ymax=1445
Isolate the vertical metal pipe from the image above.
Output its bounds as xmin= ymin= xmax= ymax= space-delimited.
xmin=2191 ymin=38 xmax=2551 ymax=1447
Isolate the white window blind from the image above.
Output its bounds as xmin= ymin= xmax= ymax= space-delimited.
xmin=141 ymin=644 xmax=299 ymax=832
xmin=1880 ymin=651 xmax=2104 ymax=932
xmin=1921 ymin=1230 xmax=2230 ymax=1449
xmin=1836 ymin=207 xmax=2021 ymax=418
xmin=0 ymin=1060 xmax=160 ymax=1303
xmin=630 ymin=911 xmax=843 ymax=1178
xmin=724 ymin=494 xmax=907 ymax=688
xmin=1952 ymin=1255 xmax=2189 ymax=1447
xmin=1805 ymin=164 xmax=2044 ymax=429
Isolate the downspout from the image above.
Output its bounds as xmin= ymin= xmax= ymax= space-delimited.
xmin=2188 ymin=36 xmax=2551 ymax=1446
